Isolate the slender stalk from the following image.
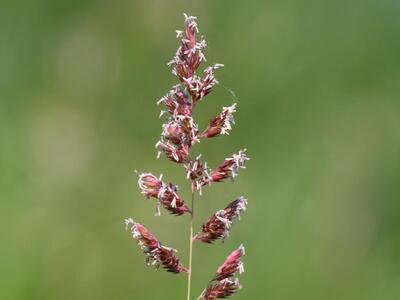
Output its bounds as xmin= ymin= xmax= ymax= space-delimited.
xmin=187 ymin=190 xmax=195 ymax=300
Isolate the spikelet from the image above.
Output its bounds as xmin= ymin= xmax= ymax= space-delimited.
xmin=198 ymin=245 xmax=245 ymax=299
xmin=125 ymin=219 xmax=188 ymax=274
xmin=137 ymin=172 xmax=191 ymax=216
xmin=194 ymin=197 xmax=248 ymax=243
xmin=202 ymin=104 xmax=237 ymax=138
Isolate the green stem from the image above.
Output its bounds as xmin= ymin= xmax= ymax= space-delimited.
xmin=187 ymin=191 xmax=194 ymax=300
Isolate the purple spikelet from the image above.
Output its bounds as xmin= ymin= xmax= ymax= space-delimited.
xmin=198 ymin=245 xmax=245 ymax=299
xmin=194 ymin=197 xmax=248 ymax=243
xmin=124 ymin=219 xmax=188 ymax=274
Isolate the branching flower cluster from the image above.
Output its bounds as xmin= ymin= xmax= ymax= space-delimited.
xmin=125 ymin=14 xmax=249 ymax=299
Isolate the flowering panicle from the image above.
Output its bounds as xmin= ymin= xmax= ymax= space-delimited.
xmin=194 ymin=197 xmax=248 ymax=243
xmin=198 ymin=245 xmax=245 ymax=299
xmin=125 ymin=218 xmax=188 ymax=273
xmin=125 ymin=14 xmax=250 ymax=299
xmin=137 ymin=172 xmax=191 ymax=216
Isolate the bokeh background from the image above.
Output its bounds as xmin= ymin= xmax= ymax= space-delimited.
xmin=1 ymin=0 xmax=400 ymax=299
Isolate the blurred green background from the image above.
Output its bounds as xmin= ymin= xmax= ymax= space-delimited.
xmin=1 ymin=0 xmax=400 ymax=299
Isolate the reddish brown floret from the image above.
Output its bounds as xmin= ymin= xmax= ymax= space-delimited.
xmin=186 ymin=159 xmax=205 ymax=180
xmin=158 ymin=85 xmax=193 ymax=117
xmin=158 ymin=183 xmax=192 ymax=216
xmin=202 ymin=104 xmax=236 ymax=138
xmin=163 ymin=121 xmax=186 ymax=146
xmin=194 ymin=197 xmax=247 ymax=243
xmin=125 ymin=219 xmax=188 ymax=274
xmin=199 ymin=279 xmax=241 ymax=300
xmin=213 ymin=245 xmax=245 ymax=281
xmin=137 ymin=173 xmax=163 ymax=198
xmin=133 ymin=222 xmax=159 ymax=250
xmin=158 ymin=115 xmax=199 ymax=164
xmin=157 ymin=245 xmax=189 ymax=273
xmin=156 ymin=140 xmax=190 ymax=163
xmin=198 ymin=245 xmax=245 ymax=299
xmin=199 ymin=149 xmax=249 ymax=189
xmin=137 ymin=172 xmax=191 ymax=216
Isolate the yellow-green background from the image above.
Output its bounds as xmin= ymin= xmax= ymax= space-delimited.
xmin=1 ymin=0 xmax=399 ymax=299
